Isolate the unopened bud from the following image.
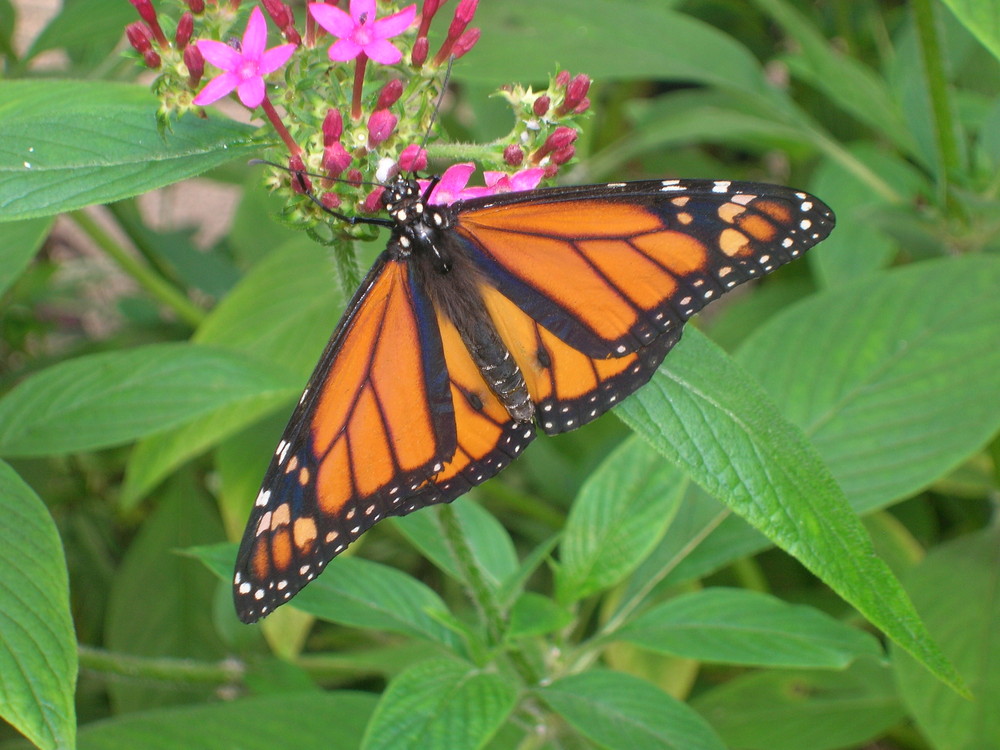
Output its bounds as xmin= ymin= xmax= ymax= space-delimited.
xmin=184 ymin=44 xmax=204 ymax=87
xmin=503 ymin=144 xmax=524 ymax=166
xmin=448 ymin=0 xmax=478 ymax=37
xmin=367 ymin=109 xmax=398 ymax=146
xmin=175 ymin=12 xmax=193 ymax=49
xmin=126 ymin=22 xmax=153 ymax=53
xmin=323 ymin=143 xmax=352 ymax=175
xmin=362 ymin=187 xmax=386 ymax=213
xmin=551 ymin=145 xmax=575 ymax=165
xmin=399 ymin=144 xmax=428 ymax=172
xmin=452 ymin=28 xmax=479 ymax=60
xmin=187 ymin=0 xmax=205 ymax=13
xmin=377 ymin=79 xmax=404 ymax=110
xmin=533 ymin=95 xmax=550 ymax=117
xmin=346 ymin=169 xmax=363 ymax=186
xmin=411 ymin=35 xmax=429 ymax=67
xmin=555 ymin=70 xmax=571 ymax=88
xmin=321 ymin=192 xmax=341 ymax=210
xmin=128 ymin=0 xmax=168 ymax=45
xmin=289 ymin=155 xmax=312 ymax=193
xmin=323 ymin=108 xmax=344 ymax=145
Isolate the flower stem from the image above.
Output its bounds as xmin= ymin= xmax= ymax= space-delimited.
xmin=912 ymin=0 xmax=961 ymax=191
xmin=69 ymin=209 xmax=206 ymax=328
xmin=351 ymin=53 xmax=369 ymax=120
xmin=261 ymin=95 xmax=300 ymax=156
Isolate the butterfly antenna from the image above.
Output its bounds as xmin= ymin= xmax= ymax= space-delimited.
xmin=415 ymin=57 xmax=454 ymax=170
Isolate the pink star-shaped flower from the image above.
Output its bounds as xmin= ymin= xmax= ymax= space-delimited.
xmin=483 ymin=169 xmax=546 ymax=194
xmin=310 ymin=0 xmax=416 ymax=65
xmin=418 ymin=165 xmax=547 ymax=205
xmin=193 ymin=7 xmax=296 ymax=108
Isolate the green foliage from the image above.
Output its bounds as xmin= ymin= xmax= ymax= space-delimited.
xmin=1 ymin=1 xmax=998 ymax=749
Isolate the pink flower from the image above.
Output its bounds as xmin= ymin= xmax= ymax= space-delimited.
xmin=418 ymin=163 xmax=490 ymax=204
xmin=310 ymin=0 xmax=416 ymax=65
xmin=483 ymin=168 xmax=545 ymax=194
xmin=194 ymin=7 xmax=296 ymax=107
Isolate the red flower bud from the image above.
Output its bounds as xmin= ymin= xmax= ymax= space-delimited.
xmin=558 ymin=74 xmax=591 ymax=115
xmin=555 ymin=70 xmax=571 ymax=88
xmin=543 ymin=163 xmax=559 ymax=178
xmin=323 ymin=108 xmax=344 ymax=145
xmin=262 ymin=0 xmax=290 ymax=28
xmin=186 ymin=0 xmax=205 ymax=13
xmin=184 ymin=44 xmax=204 ymax=87
xmin=128 ymin=0 xmax=168 ymax=46
xmin=126 ymin=22 xmax=153 ymax=53
xmin=411 ymin=35 xmax=429 ymax=67
xmin=503 ymin=144 xmax=524 ymax=166
xmin=289 ymin=155 xmax=312 ymax=193
xmin=367 ymin=109 xmax=397 ymax=146
xmin=362 ymin=186 xmax=386 ymax=213
xmin=532 ymin=95 xmax=550 ymax=117
xmin=399 ymin=144 xmax=428 ymax=172
xmin=323 ymin=142 xmax=352 ymax=175
xmin=546 ymin=126 xmax=577 ymax=151
xmin=574 ymin=97 xmax=591 ymax=114
xmin=175 ymin=12 xmax=193 ymax=49
xmin=377 ymin=79 xmax=404 ymax=110
xmin=142 ymin=48 xmax=162 ymax=68
xmin=346 ymin=169 xmax=363 ymax=186
xmin=321 ymin=192 xmax=341 ymax=210
xmin=451 ymin=28 xmax=479 ymax=60
xmin=417 ymin=0 xmax=443 ymax=38
xmin=551 ymin=145 xmax=575 ymax=165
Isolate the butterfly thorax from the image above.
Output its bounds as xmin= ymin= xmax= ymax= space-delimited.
xmin=383 ymin=176 xmax=455 ymax=274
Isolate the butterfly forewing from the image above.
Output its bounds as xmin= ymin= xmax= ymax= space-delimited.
xmin=233 ymin=176 xmax=834 ymax=622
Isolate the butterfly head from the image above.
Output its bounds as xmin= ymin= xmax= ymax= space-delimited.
xmin=383 ymin=175 xmax=454 ymax=271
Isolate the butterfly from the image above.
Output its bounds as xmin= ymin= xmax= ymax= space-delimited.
xmin=233 ymin=174 xmax=835 ymax=622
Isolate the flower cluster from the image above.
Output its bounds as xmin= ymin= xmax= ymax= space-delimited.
xmin=124 ymin=0 xmax=592 ymax=240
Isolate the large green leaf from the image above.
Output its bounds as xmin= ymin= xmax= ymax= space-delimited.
xmin=940 ymin=0 xmax=1000 ymax=62
xmin=362 ymin=659 xmax=517 ymax=750
xmin=614 ymin=588 xmax=882 ymax=668
xmin=556 ymin=436 xmax=686 ymax=603
xmin=0 ymin=80 xmax=259 ymax=221
xmin=0 ymin=461 xmax=76 ymax=750
xmin=0 ymin=343 xmax=298 ymax=456
xmin=616 ymin=328 xmax=963 ymax=693
xmin=538 ymin=670 xmax=726 ymax=750
xmin=75 ymin=692 xmax=377 ymax=750
xmin=0 ymin=216 xmax=52 ymax=298
xmin=893 ymin=526 xmax=1000 ymax=750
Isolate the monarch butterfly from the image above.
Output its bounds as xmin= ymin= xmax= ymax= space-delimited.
xmin=233 ymin=173 xmax=835 ymax=622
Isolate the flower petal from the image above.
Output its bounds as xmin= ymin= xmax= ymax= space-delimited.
xmin=327 ymin=38 xmax=364 ymax=61
xmin=259 ymin=43 xmax=297 ymax=75
xmin=236 ymin=76 xmax=265 ymax=108
xmin=510 ymin=168 xmax=545 ymax=191
xmin=241 ymin=7 xmax=268 ymax=58
xmin=196 ymin=39 xmax=242 ymax=71
xmin=193 ymin=72 xmax=239 ymax=105
xmin=349 ymin=0 xmax=377 ymax=23
xmin=372 ymin=4 xmax=416 ymax=39
xmin=363 ymin=38 xmax=402 ymax=64
xmin=309 ymin=3 xmax=356 ymax=37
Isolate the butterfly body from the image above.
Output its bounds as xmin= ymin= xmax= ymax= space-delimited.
xmin=233 ymin=175 xmax=835 ymax=623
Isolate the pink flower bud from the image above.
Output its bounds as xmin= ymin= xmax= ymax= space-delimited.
xmin=558 ymin=74 xmax=591 ymax=115
xmin=399 ymin=144 xmax=428 ymax=171
xmin=321 ymin=192 xmax=341 ymax=210
xmin=362 ymin=187 xmax=386 ymax=213
xmin=377 ymin=79 xmax=404 ymax=110
xmin=262 ymin=0 xmax=290 ymax=28
xmin=503 ymin=144 xmax=524 ymax=166
xmin=175 ymin=12 xmax=193 ymax=49
xmin=184 ymin=44 xmax=204 ymax=87
xmin=546 ymin=126 xmax=577 ymax=151
xmin=411 ymin=35 xmax=429 ymax=67
xmin=347 ymin=169 xmax=363 ymax=186
xmin=282 ymin=24 xmax=301 ymax=45
xmin=543 ymin=163 xmax=559 ymax=179
xmin=187 ymin=0 xmax=205 ymax=13
xmin=323 ymin=108 xmax=344 ymax=145
xmin=126 ymin=22 xmax=153 ymax=53
xmin=323 ymin=142 xmax=352 ymax=175
xmin=367 ymin=109 xmax=397 ymax=146
xmin=417 ymin=0 xmax=443 ymax=38
xmin=142 ymin=48 xmax=162 ymax=68
xmin=555 ymin=70 xmax=571 ymax=88
xmin=448 ymin=0 xmax=478 ymax=37
xmin=533 ymin=95 xmax=550 ymax=117
xmin=574 ymin=97 xmax=591 ymax=114
xmin=289 ymin=155 xmax=312 ymax=193
xmin=452 ymin=28 xmax=479 ymax=60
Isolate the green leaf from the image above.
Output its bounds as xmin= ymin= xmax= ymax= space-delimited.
xmin=392 ymin=498 xmax=518 ymax=590
xmin=0 ymin=80 xmax=259 ymax=221
xmin=692 ymin=658 xmax=903 ymax=750
xmin=616 ymin=328 xmax=964 ymax=694
xmin=0 ymin=461 xmax=76 ymax=750
xmin=105 ymin=474 xmax=227 ymax=713
xmin=893 ymin=525 xmax=1000 ymax=749
xmin=556 ymin=436 xmax=686 ymax=603
xmin=194 ymin=238 xmax=345 ymax=379
xmin=191 ymin=544 xmax=462 ymax=651
xmin=739 ymin=255 xmax=1000 ymax=513
xmin=75 ymin=692 xmax=377 ymax=750
xmin=537 ymin=670 xmax=726 ymax=750
xmin=0 ymin=343 xmax=299 ymax=456
xmin=940 ymin=0 xmax=1000 ymax=63
xmin=506 ymin=592 xmax=573 ymax=639
xmin=0 ymin=216 xmax=52 ymax=297
xmin=361 ymin=659 xmax=517 ymax=750
xmin=615 ymin=588 xmax=883 ymax=668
